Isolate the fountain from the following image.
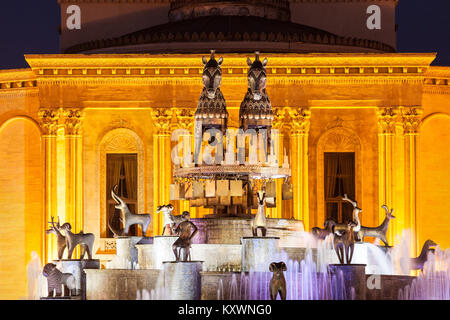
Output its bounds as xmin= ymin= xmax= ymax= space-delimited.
xmin=35 ymin=52 xmax=449 ymax=301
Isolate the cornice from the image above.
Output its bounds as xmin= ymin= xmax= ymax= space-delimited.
xmin=25 ymin=53 xmax=436 ymax=69
xmin=423 ymin=66 xmax=450 ymax=95
xmin=23 ymin=53 xmax=435 ymax=87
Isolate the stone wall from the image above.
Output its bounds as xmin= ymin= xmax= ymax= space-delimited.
xmin=85 ymin=269 xmax=162 ymax=300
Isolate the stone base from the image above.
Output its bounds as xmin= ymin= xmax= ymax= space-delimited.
xmin=51 ymin=259 xmax=100 ymax=299
xmin=241 ymin=237 xmax=280 ymax=272
xmin=85 ymin=269 xmax=162 ymax=300
xmin=108 ymin=236 xmax=146 ymax=269
xmin=152 ymin=236 xmax=178 ymax=269
xmin=328 ymin=264 xmax=367 ymax=300
xmin=163 ymin=261 xmax=203 ymax=300
xmin=40 ymin=296 xmax=82 ymax=300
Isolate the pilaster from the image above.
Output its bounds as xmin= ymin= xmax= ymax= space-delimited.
xmin=151 ymin=108 xmax=174 ymax=236
xmin=287 ymin=107 xmax=311 ymax=230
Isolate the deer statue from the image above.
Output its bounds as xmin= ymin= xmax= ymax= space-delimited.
xmin=329 ymin=194 xmax=362 ymax=235
xmin=60 ymin=223 xmax=95 ymax=260
xmin=251 ymin=190 xmax=268 ymax=237
xmin=172 ymin=220 xmax=198 ymax=262
xmin=333 ymin=221 xmax=359 ymax=264
xmin=46 ymin=216 xmax=67 ymax=260
xmin=410 ymin=239 xmax=438 ymax=272
xmin=358 ymin=205 xmax=395 ymax=246
xmin=156 ymin=204 xmax=176 ymax=236
xmin=111 ymin=185 xmax=152 ymax=236
xmin=311 ymin=219 xmax=336 ymax=240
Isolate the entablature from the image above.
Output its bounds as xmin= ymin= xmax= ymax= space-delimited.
xmin=25 ymin=53 xmax=436 ymax=86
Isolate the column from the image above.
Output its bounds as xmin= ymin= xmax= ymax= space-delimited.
xmin=38 ymin=109 xmax=58 ymax=263
xmin=287 ymin=107 xmax=311 ymax=230
xmin=401 ymin=106 xmax=423 ymax=255
xmin=377 ymin=107 xmax=400 ymax=245
xmin=63 ymin=109 xmax=84 ymax=235
xmin=271 ymin=107 xmax=286 ymax=219
xmin=175 ymin=108 xmax=195 ymax=216
xmin=39 ymin=108 xmax=84 ymax=262
xmin=151 ymin=108 xmax=174 ymax=236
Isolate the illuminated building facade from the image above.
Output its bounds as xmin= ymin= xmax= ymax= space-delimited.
xmin=0 ymin=0 xmax=449 ymax=299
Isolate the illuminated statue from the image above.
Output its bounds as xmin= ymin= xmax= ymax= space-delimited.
xmin=111 ymin=185 xmax=152 ymax=236
xmin=172 ymin=220 xmax=198 ymax=262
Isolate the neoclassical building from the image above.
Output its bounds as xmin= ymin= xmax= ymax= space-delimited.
xmin=0 ymin=0 xmax=449 ymax=299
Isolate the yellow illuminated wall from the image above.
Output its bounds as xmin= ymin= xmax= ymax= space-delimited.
xmin=0 ymin=118 xmax=43 ymax=300
xmin=418 ymin=114 xmax=450 ymax=250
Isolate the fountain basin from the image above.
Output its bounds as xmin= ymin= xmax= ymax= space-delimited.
xmin=163 ymin=261 xmax=203 ymax=300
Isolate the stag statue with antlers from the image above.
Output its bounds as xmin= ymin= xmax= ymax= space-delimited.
xmin=46 ymin=216 xmax=67 ymax=260
xmin=111 ymin=185 xmax=152 ymax=237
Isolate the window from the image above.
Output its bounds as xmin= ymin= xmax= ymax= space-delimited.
xmin=324 ymin=152 xmax=355 ymax=223
xmin=106 ymin=154 xmax=138 ymax=237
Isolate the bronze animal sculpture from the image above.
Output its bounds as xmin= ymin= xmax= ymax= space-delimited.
xmin=43 ymin=263 xmax=76 ymax=297
xmin=156 ymin=204 xmax=176 ymax=236
xmin=331 ymin=194 xmax=363 ymax=234
xmin=172 ymin=220 xmax=198 ymax=262
xmin=194 ymin=50 xmax=228 ymax=164
xmin=60 ymin=223 xmax=95 ymax=260
xmin=269 ymin=262 xmax=287 ymax=300
xmin=111 ymin=185 xmax=152 ymax=236
xmin=251 ymin=190 xmax=267 ymax=237
xmin=108 ymin=217 xmax=123 ymax=238
xmin=46 ymin=216 xmax=67 ymax=260
xmin=201 ymin=50 xmax=224 ymax=100
xmin=311 ymin=219 xmax=336 ymax=240
xmin=246 ymin=51 xmax=269 ymax=102
xmin=410 ymin=240 xmax=437 ymax=271
xmin=239 ymin=52 xmax=273 ymax=161
xmin=358 ymin=205 xmax=395 ymax=246
xmin=333 ymin=221 xmax=358 ymax=264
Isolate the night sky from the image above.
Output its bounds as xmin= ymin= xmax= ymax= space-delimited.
xmin=0 ymin=0 xmax=449 ymax=69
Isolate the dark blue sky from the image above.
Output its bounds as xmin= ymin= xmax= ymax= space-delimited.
xmin=0 ymin=0 xmax=449 ymax=69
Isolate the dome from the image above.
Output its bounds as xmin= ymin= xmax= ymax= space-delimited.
xmin=64 ymin=1 xmax=395 ymax=54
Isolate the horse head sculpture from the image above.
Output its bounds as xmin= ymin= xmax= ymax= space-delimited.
xmin=202 ymin=50 xmax=223 ymax=99
xmin=246 ymin=51 xmax=268 ymax=101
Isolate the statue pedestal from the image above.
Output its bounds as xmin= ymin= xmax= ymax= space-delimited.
xmin=241 ymin=237 xmax=280 ymax=272
xmin=153 ymin=236 xmax=178 ymax=269
xmin=108 ymin=236 xmax=150 ymax=269
xmin=53 ymin=259 xmax=100 ymax=300
xmin=163 ymin=261 xmax=203 ymax=300
xmin=328 ymin=264 xmax=367 ymax=300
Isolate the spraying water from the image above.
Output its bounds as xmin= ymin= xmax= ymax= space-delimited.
xmin=399 ymin=246 xmax=450 ymax=300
